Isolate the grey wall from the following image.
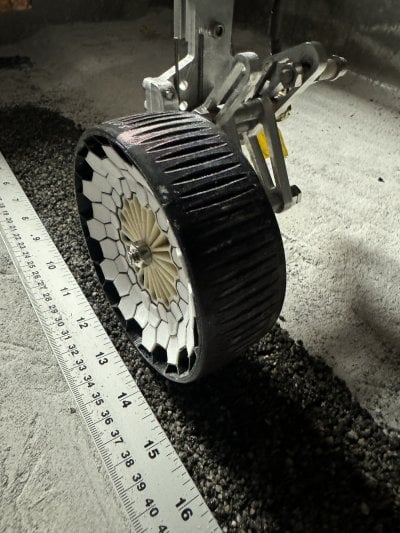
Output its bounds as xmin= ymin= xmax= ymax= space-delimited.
xmin=0 ymin=0 xmax=399 ymax=86
xmin=0 ymin=0 xmax=154 ymax=43
xmin=281 ymin=0 xmax=400 ymax=87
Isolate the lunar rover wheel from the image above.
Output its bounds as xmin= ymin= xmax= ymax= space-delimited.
xmin=75 ymin=112 xmax=286 ymax=382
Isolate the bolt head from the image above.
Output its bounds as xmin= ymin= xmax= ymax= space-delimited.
xmin=279 ymin=61 xmax=295 ymax=88
xmin=211 ymin=23 xmax=225 ymax=38
xmin=163 ymin=89 xmax=175 ymax=100
xmin=126 ymin=241 xmax=152 ymax=271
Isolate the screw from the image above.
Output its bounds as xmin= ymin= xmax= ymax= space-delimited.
xmin=163 ymin=88 xmax=175 ymax=100
xmin=211 ymin=23 xmax=225 ymax=38
xmin=279 ymin=61 xmax=295 ymax=88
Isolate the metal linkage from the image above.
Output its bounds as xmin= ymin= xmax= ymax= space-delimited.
xmin=143 ymin=0 xmax=235 ymax=113
xmin=143 ymin=0 xmax=347 ymax=213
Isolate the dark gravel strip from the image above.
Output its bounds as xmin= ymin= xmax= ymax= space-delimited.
xmin=1 ymin=105 xmax=399 ymax=533
xmin=0 ymin=55 xmax=32 ymax=69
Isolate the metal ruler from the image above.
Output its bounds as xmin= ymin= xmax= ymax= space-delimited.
xmin=0 ymin=152 xmax=221 ymax=533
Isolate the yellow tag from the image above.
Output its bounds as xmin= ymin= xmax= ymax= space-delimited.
xmin=257 ymin=129 xmax=288 ymax=158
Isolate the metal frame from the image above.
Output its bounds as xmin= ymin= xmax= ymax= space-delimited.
xmin=143 ymin=0 xmax=347 ymax=213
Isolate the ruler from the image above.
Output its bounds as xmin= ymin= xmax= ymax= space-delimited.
xmin=0 ymin=152 xmax=221 ymax=533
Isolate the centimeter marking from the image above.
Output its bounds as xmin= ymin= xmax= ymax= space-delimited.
xmin=0 ymin=152 xmax=221 ymax=533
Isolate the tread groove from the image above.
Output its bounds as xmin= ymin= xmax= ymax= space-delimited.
xmin=183 ymin=188 xmax=255 ymax=215
xmin=155 ymin=141 xmax=225 ymax=162
xmin=164 ymin=152 xmax=233 ymax=174
xmin=171 ymin=161 xmax=242 ymax=188
xmin=131 ymin=117 xmax=198 ymax=136
xmin=216 ymin=265 xmax=279 ymax=299
xmin=139 ymin=125 xmax=209 ymax=144
xmin=180 ymin=175 xmax=248 ymax=200
xmin=147 ymin=133 xmax=219 ymax=153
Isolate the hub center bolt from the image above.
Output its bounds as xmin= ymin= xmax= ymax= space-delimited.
xmin=127 ymin=241 xmax=152 ymax=271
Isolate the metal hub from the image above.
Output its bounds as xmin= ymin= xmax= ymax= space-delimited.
xmin=126 ymin=240 xmax=152 ymax=271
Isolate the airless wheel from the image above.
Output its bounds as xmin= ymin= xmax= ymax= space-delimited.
xmin=75 ymin=112 xmax=286 ymax=382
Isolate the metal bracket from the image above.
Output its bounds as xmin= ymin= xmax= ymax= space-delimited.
xmin=142 ymin=0 xmax=347 ymax=213
xmin=143 ymin=0 xmax=235 ymax=112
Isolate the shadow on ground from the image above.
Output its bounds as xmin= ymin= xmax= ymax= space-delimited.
xmin=161 ymin=338 xmax=400 ymax=532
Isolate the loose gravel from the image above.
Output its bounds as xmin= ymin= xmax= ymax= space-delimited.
xmin=1 ymin=105 xmax=399 ymax=533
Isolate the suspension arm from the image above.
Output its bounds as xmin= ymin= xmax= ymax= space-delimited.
xmin=143 ymin=0 xmax=347 ymax=213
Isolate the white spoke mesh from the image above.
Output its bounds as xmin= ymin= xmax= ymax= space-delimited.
xmin=83 ymin=144 xmax=197 ymax=370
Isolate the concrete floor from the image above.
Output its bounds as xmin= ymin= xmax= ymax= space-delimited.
xmin=0 ymin=251 xmax=130 ymax=531
xmin=281 ymin=77 xmax=400 ymax=428
xmin=0 ymin=10 xmax=399 ymax=531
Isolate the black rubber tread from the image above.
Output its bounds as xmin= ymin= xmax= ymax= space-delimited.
xmin=76 ymin=111 xmax=286 ymax=382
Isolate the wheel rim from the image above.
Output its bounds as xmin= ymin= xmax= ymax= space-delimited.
xmin=119 ymin=197 xmax=179 ymax=306
xmin=77 ymin=139 xmax=197 ymax=376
